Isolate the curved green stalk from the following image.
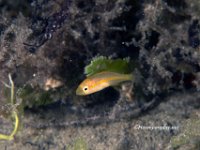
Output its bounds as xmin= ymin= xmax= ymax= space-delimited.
xmin=0 ymin=74 xmax=19 ymax=141
xmin=0 ymin=111 xmax=19 ymax=140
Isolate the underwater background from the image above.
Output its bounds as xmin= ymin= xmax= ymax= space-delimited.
xmin=0 ymin=0 xmax=199 ymax=149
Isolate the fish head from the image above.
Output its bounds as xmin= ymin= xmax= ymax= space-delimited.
xmin=76 ymin=78 xmax=94 ymax=95
xmin=76 ymin=78 xmax=109 ymax=96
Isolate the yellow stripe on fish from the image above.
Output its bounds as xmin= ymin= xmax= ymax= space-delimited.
xmin=76 ymin=71 xmax=133 ymax=96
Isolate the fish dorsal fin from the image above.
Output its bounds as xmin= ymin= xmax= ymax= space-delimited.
xmin=84 ymin=56 xmax=132 ymax=77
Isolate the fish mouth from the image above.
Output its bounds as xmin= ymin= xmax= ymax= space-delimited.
xmin=76 ymin=87 xmax=84 ymax=95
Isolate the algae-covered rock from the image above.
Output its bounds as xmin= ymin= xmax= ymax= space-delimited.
xmin=17 ymin=85 xmax=53 ymax=108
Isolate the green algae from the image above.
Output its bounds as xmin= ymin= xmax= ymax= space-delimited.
xmin=84 ymin=56 xmax=133 ymax=77
xmin=17 ymin=84 xmax=53 ymax=108
xmin=68 ymin=137 xmax=88 ymax=150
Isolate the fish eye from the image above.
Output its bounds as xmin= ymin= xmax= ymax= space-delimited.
xmin=83 ymin=86 xmax=88 ymax=91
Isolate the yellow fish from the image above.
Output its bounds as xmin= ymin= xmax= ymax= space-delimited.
xmin=76 ymin=71 xmax=133 ymax=95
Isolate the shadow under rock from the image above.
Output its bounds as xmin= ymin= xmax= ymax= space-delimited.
xmin=24 ymin=88 xmax=164 ymax=129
